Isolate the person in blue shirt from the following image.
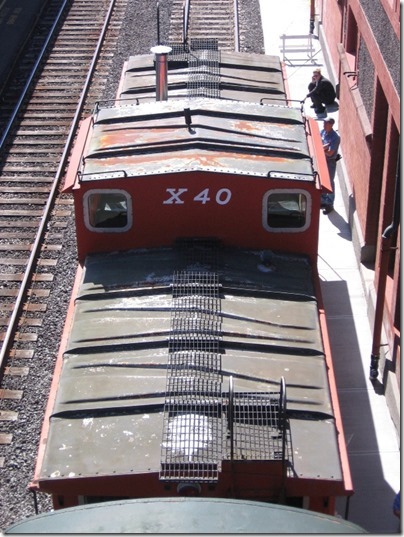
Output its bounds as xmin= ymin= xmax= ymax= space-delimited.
xmin=393 ymin=491 xmax=400 ymax=519
xmin=321 ymin=117 xmax=340 ymax=214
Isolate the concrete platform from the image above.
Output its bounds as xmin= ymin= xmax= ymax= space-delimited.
xmin=259 ymin=0 xmax=400 ymax=533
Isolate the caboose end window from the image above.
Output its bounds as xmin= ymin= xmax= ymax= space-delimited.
xmin=84 ymin=190 xmax=132 ymax=232
xmin=263 ymin=190 xmax=311 ymax=232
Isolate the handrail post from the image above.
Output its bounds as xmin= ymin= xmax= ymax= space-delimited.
xmin=228 ymin=375 xmax=234 ymax=461
xmin=279 ymin=376 xmax=287 ymax=502
xmin=183 ymin=0 xmax=190 ymax=45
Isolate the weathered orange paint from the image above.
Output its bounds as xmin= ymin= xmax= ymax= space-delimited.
xmin=306 ymin=116 xmax=332 ymax=194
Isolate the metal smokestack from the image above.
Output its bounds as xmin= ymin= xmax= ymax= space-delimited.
xmin=150 ymin=45 xmax=172 ymax=101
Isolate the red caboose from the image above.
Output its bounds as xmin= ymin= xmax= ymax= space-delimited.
xmin=64 ymin=50 xmax=330 ymax=264
xmin=30 ymin=49 xmax=350 ymax=517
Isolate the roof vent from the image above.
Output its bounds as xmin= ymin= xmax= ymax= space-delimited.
xmin=150 ymin=45 xmax=172 ymax=101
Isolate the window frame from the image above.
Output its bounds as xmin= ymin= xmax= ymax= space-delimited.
xmin=83 ymin=189 xmax=132 ymax=233
xmin=262 ymin=188 xmax=311 ymax=233
xmin=344 ymin=6 xmax=359 ymax=73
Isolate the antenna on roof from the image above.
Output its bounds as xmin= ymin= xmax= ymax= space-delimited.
xmin=157 ymin=2 xmax=160 ymax=45
xmin=184 ymin=108 xmax=192 ymax=131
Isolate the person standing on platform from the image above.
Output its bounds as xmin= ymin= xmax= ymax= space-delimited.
xmin=393 ymin=491 xmax=400 ymax=519
xmin=306 ymin=68 xmax=336 ymax=115
xmin=321 ymin=117 xmax=340 ymax=214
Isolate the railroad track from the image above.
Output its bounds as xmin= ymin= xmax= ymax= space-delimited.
xmin=0 ymin=0 xmax=127 ymax=464
xmin=169 ymin=0 xmax=239 ymax=51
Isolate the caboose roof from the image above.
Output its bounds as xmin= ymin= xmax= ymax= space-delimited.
xmin=120 ymin=51 xmax=287 ymax=103
xmin=81 ymin=99 xmax=314 ymax=182
xmin=37 ymin=247 xmax=344 ymax=489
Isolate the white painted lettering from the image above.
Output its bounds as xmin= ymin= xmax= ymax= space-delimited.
xmin=163 ymin=188 xmax=188 ymax=204
xmin=194 ymin=188 xmax=211 ymax=204
xmin=216 ymin=188 xmax=232 ymax=205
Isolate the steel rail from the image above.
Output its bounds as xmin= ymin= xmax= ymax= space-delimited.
xmin=181 ymin=0 xmax=237 ymax=50
xmin=183 ymin=0 xmax=190 ymax=44
xmin=0 ymin=0 xmax=118 ymax=380
xmin=234 ymin=0 xmax=239 ymax=52
xmin=0 ymin=0 xmax=69 ymax=150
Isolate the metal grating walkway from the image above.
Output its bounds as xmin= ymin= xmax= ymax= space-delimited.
xmin=188 ymin=39 xmax=220 ymax=99
xmin=161 ymin=270 xmax=223 ymax=482
xmin=229 ymin=391 xmax=286 ymax=462
xmin=160 ymin=241 xmax=289 ymax=486
xmin=168 ymin=39 xmax=221 ymax=99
